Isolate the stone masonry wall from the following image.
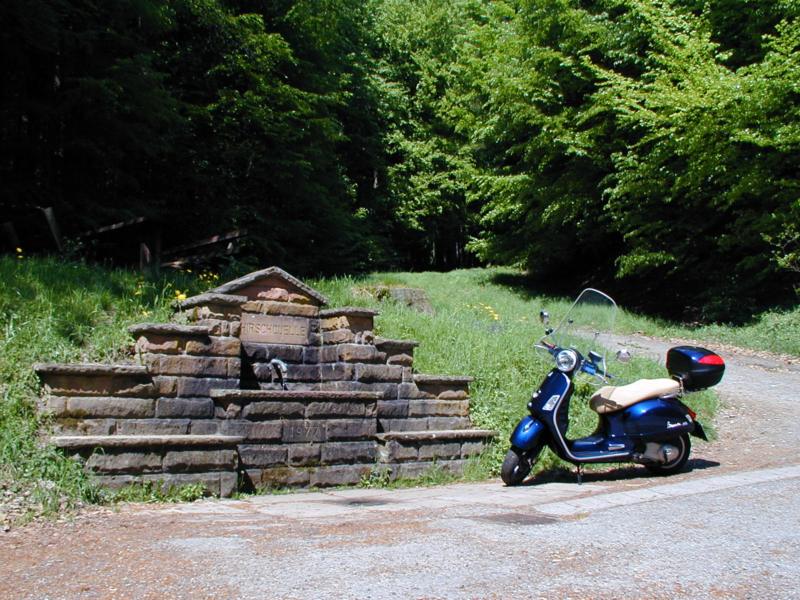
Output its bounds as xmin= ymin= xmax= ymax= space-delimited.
xmin=36 ymin=267 xmax=494 ymax=495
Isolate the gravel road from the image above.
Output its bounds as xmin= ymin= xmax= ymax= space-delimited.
xmin=1 ymin=335 xmax=799 ymax=599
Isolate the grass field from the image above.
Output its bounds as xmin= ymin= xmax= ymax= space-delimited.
xmin=5 ymin=258 xmax=790 ymax=518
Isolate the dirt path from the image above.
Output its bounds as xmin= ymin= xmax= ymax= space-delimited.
xmin=1 ymin=334 xmax=799 ymax=599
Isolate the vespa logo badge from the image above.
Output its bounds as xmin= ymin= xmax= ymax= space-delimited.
xmin=666 ymin=420 xmax=682 ymax=429
xmin=542 ymin=394 xmax=561 ymax=411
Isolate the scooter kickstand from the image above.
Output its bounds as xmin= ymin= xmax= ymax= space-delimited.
xmin=576 ymin=464 xmax=584 ymax=485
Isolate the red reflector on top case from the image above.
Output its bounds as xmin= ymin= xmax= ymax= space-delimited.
xmin=698 ymin=354 xmax=724 ymax=365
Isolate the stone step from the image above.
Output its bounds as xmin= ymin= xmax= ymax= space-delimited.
xmin=377 ymin=428 xmax=496 ymax=465
xmin=52 ymin=435 xmax=244 ymax=497
xmin=410 ymin=374 xmax=473 ymax=400
xmin=51 ymin=434 xmax=242 ymax=449
xmin=374 ymin=337 xmax=418 ymax=366
xmin=35 ymin=363 xmax=155 ymax=397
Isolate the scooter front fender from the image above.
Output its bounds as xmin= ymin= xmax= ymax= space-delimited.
xmin=510 ymin=416 xmax=546 ymax=452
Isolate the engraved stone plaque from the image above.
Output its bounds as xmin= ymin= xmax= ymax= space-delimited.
xmin=240 ymin=313 xmax=310 ymax=345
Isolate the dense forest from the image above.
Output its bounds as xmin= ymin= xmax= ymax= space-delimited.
xmin=2 ymin=0 xmax=799 ymax=320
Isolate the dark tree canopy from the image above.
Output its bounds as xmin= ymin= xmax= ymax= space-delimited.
xmin=2 ymin=0 xmax=798 ymax=320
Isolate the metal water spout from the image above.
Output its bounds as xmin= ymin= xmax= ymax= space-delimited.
xmin=269 ymin=358 xmax=289 ymax=390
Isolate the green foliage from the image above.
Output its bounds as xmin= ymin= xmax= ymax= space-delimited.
xmin=0 ymin=256 xmax=191 ymax=520
xmin=101 ymin=481 xmax=207 ymax=503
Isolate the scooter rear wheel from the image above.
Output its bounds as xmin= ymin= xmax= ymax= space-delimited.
xmin=645 ymin=433 xmax=691 ymax=476
xmin=501 ymin=447 xmax=533 ymax=486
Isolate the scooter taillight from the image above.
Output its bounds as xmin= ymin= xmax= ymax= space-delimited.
xmin=698 ymin=354 xmax=724 ymax=366
xmin=686 ymin=407 xmax=697 ymax=420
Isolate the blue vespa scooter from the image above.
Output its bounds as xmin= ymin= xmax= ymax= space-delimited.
xmin=501 ymin=289 xmax=725 ymax=485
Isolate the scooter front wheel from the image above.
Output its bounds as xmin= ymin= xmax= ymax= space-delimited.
xmin=501 ymin=447 xmax=532 ymax=486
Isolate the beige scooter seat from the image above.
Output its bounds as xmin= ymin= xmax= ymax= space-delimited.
xmin=590 ymin=378 xmax=681 ymax=414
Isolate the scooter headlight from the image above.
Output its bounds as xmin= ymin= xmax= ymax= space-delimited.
xmin=555 ymin=349 xmax=578 ymax=372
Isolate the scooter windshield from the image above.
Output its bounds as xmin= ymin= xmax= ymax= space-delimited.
xmin=542 ymin=288 xmax=617 ymax=369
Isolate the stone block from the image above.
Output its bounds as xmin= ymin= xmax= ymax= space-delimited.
xmin=92 ymin=472 xmax=236 ymax=497
xmin=408 ymin=399 xmax=470 ymax=418
xmin=53 ymin=418 xmax=116 ymax=436
xmin=397 ymin=383 xmax=426 ymax=399
xmin=241 ymin=300 xmax=319 ymax=318
xmin=392 ymin=462 xmax=430 ymax=480
xmin=247 ymin=467 xmax=310 ymax=488
xmin=259 ymin=287 xmax=289 ymax=302
xmin=117 ymin=419 xmax=191 ymax=435
xmin=288 ymin=292 xmax=311 ymax=305
xmin=378 ymin=418 xmax=428 ymax=432
xmin=310 ymin=464 xmax=372 ymax=487
xmin=153 ymin=376 xmax=178 ymax=396
xmin=325 ymin=419 xmax=377 ymax=441
xmin=86 ymin=451 xmax=163 ymax=474
xmin=238 ymin=445 xmax=288 ymax=467
xmin=253 ymin=363 xmax=319 ymax=383
xmin=322 ymin=329 xmax=355 ymax=345
xmin=321 ymin=441 xmax=377 ymax=464
xmin=219 ymin=419 xmax=284 ymax=440
xmin=319 ymin=363 xmax=354 ymax=381
xmin=136 ymin=337 xmax=180 ymax=355
xmin=282 ymin=421 xmax=327 ymax=443
xmin=219 ymin=472 xmax=238 ymax=497
xmin=66 ymin=397 xmax=155 ymax=419
xmin=304 ymin=345 xmax=337 ymax=364
xmin=190 ymin=420 xmax=220 ymax=435
xmin=305 ymin=401 xmax=367 ymax=419
xmin=438 ymin=390 xmax=469 ymax=400
xmin=303 ymin=346 xmax=320 ymax=364
xmin=379 ymin=440 xmax=418 ymax=462
xmin=377 ymin=400 xmax=409 ymax=418
xmin=418 ymin=442 xmax=462 ymax=461
xmin=428 ymin=417 xmax=472 ymax=430
xmin=243 ymin=401 xmax=305 ymax=420
xmin=243 ymin=343 xmax=304 ymax=363
xmin=387 ymin=353 xmax=414 ymax=366
xmin=197 ymin=319 xmax=232 ymax=336
xmin=41 ymin=396 xmax=67 ymax=416
xmin=155 ymin=397 xmax=214 ymax=418
xmin=248 ymin=421 xmax=284 ymax=441
xmin=144 ymin=355 xmax=231 ymax=378
xmin=163 ymin=449 xmax=237 ymax=472
xmin=287 ymin=444 xmax=322 ymax=466
xmin=185 ymin=336 xmax=241 ymax=357
xmin=43 ymin=374 xmax=155 ymax=398
xmin=461 ymin=441 xmax=485 ymax=458
xmin=320 ymin=315 xmax=374 ymax=333
xmin=176 ymin=376 xmax=238 ymax=398
xmin=355 ymin=364 xmax=403 ymax=383
xmin=337 ymin=344 xmax=385 ymax=363
xmin=227 ymin=358 xmax=241 ymax=378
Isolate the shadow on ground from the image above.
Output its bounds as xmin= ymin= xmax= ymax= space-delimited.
xmin=521 ymin=458 xmax=721 ymax=486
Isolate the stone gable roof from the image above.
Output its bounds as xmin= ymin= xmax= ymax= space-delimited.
xmin=211 ymin=266 xmax=329 ymax=305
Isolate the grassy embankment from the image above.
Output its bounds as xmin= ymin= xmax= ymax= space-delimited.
xmin=6 ymin=259 xmax=795 ymax=516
